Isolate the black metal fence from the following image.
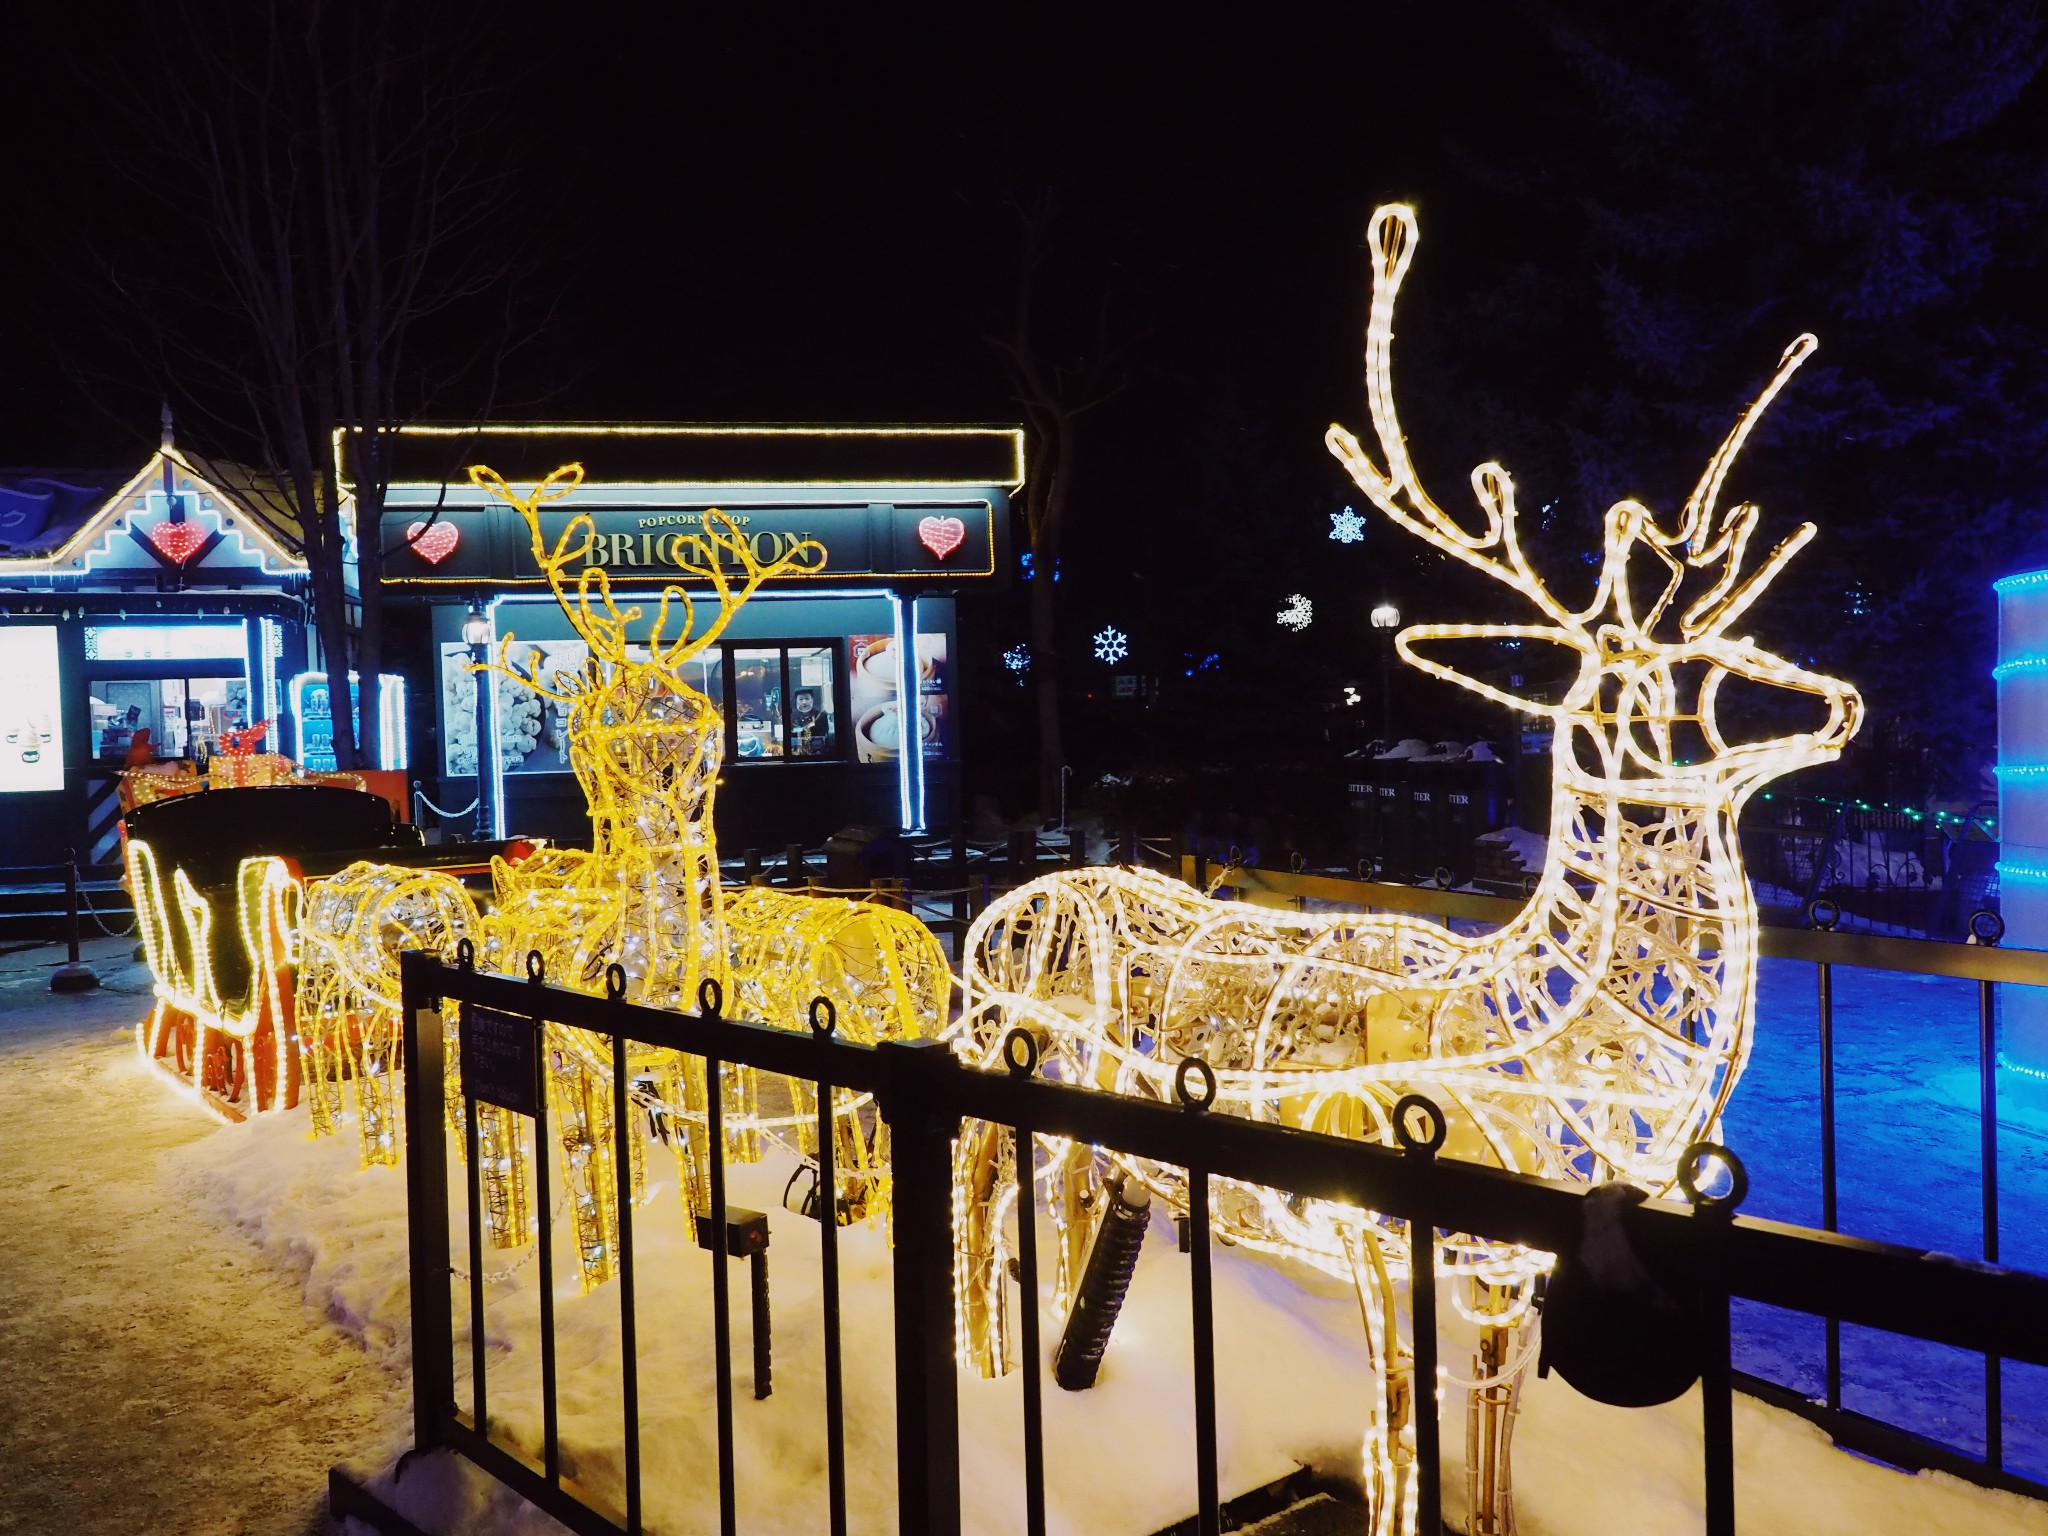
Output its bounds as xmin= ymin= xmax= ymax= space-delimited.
xmin=392 ymin=946 xmax=2048 ymax=1536
xmin=1203 ymin=860 xmax=2048 ymax=1497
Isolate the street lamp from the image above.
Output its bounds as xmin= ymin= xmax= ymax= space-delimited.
xmin=462 ymin=602 xmax=492 ymax=841
xmin=1370 ymin=603 xmax=1400 ymax=742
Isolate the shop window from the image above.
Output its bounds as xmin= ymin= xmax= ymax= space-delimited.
xmin=787 ymin=645 xmax=839 ymax=759
xmin=730 ymin=643 xmax=840 ymax=763
xmin=732 ymin=648 xmax=785 ymax=760
xmin=91 ymin=677 xmax=249 ymax=764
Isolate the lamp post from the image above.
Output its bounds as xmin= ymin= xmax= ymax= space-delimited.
xmin=462 ymin=603 xmax=492 ymax=841
xmin=1370 ymin=602 xmax=1400 ymax=744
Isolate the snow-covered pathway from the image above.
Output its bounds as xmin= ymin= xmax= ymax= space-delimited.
xmin=0 ymin=936 xmax=408 ymax=1536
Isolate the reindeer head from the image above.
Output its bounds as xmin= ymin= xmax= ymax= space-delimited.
xmin=473 ymin=464 xmax=826 ymax=846
xmin=1326 ymin=205 xmax=1862 ymax=809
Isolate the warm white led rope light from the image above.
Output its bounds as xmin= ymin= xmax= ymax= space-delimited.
xmin=294 ymin=463 xmax=951 ymax=1291
xmin=949 ymin=203 xmax=1863 ymax=1536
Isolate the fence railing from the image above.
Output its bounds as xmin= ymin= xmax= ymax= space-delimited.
xmin=394 ymin=947 xmax=2048 ymax=1536
xmin=1190 ymin=857 xmax=2048 ymax=1497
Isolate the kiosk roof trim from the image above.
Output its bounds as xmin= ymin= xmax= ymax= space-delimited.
xmin=340 ymin=423 xmax=1026 ymax=492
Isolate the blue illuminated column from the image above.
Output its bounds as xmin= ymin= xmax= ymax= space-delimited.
xmin=1995 ymin=569 xmax=2048 ymax=1079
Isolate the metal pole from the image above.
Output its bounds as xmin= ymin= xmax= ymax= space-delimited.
xmin=1379 ymin=636 xmax=1392 ymax=740
xmin=50 ymin=849 xmax=100 ymax=992
xmin=399 ymin=953 xmax=454 ymax=1453
xmin=877 ymin=1039 xmax=962 ymax=1535
xmin=1981 ymin=977 xmax=2002 ymax=1470
xmin=471 ymin=643 xmax=492 ymax=841
xmin=1819 ymin=960 xmax=1840 ymax=1413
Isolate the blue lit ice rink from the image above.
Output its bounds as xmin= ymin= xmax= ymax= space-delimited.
xmin=1725 ymin=954 xmax=2048 ymax=1479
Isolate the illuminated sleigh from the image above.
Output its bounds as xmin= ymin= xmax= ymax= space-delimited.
xmin=950 ymin=204 xmax=1862 ymax=1536
xmin=123 ymin=784 xmax=514 ymax=1118
xmin=295 ymin=466 xmax=951 ymax=1292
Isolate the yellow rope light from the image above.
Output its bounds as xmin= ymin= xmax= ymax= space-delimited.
xmin=127 ymin=839 xmax=302 ymax=1117
xmin=948 ymin=203 xmax=1863 ymax=1536
xmin=296 ymin=463 xmax=951 ymax=1289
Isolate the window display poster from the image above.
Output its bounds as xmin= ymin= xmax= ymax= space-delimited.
xmin=441 ymin=640 xmax=589 ymax=777
xmin=850 ymin=632 xmax=948 ymax=763
xmin=916 ymin=633 xmax=949 ymax=760
xmin=0 ymin=627 xmax=64 ymax=792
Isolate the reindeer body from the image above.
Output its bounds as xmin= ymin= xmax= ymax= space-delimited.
xmin=951 ymin=205 xmax=1861 ymax=1536
xmin=297 ymin=465 xmax=950 ymax=1289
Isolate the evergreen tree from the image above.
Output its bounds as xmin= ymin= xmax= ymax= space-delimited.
xmin=1415 ymin=0 xmax=2048 ymax=801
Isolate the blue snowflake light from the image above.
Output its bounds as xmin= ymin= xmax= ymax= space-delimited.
xmin=1329 ymin=506 xmax=1366 ymax=543
xmin=1003 ymin=643 xmax=1030 ymax=674
xmin=1093 ymin=626 xmax=1129 ymax=665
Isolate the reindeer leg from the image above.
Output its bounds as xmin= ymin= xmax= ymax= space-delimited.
xmin=1463 ymin=1278 xmax=1532 ymax=1536
xmin=1345 ymin=1224 xmax=1417 ymax=1536
xmin=667 ymin=1053 xmax=713 ymax=1225
xmin=351 ymin=1006 xmax=404 ymax=1167
xmin=545 ymin=1029 xmax=624 ymax=1291
xmin=1050 ymin=1138 xmax=1101 ymax=1318
xmin=951 ymin=1116 xmax=1014 ymax=1377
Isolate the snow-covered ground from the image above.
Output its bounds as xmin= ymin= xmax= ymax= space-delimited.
xmin=7 ymin=932 xmax=2045 ymax=1535
xmin=175 ymin=1105 xmax=2048 ymax=1536
xmin=0 ymin=935 xmax=409 ymax=1536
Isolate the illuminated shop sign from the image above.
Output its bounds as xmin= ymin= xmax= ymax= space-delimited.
xmin=83 ymin=622 xmax=246 ymax=662
xmin=379 ymin=501 xmax=999 ymax=588
xmin=0 ymin=627 xmax=64 ymax=792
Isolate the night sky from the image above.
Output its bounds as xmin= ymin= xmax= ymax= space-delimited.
xmin=0 ymin=7 xmax=1512 ymax=472
xmin=5 ymin=4 xmax=2045 ymax=807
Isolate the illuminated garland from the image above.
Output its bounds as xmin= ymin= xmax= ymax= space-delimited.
xmin=949 ymin=203 xmax=1863 ymax=1536
xmin=296 ymin=464 xmax=951 ymax=1290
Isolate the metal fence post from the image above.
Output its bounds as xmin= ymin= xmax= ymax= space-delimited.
xmin=50 ymin=850 xmax=99 ymax=993
xmin=952 ymin=827 xmax=969 ymax=931
xmin=875 ymin=1038 xmax=962 ymax=1535
xmin=400 ymin=950 xmax=455 ymax=1454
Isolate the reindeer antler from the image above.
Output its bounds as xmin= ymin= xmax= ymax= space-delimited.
xmin=1327 ymin=204 xmax=1823 ymax=662
xmin=1325 ymin=205 xmax=1587 ymax=637
xmin=467 ymin=462 xmax=829 ymax=701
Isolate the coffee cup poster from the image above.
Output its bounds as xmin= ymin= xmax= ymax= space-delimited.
xmin=849 ymin=633 xmax=947 ymax=763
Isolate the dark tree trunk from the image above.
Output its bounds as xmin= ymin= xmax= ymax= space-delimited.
xmin=1030 ymin=532 xmax=1063 ymax=818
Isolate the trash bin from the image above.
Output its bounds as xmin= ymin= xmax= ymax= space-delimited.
xmin=1442 ymin=741 xmax=1510 ymax=882
xmin=823 ymin=824 xmax=905 ymax=893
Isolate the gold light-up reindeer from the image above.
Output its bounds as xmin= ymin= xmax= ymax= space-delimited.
xmin=949 ymin=205 xmax=1862 ymax=1536
xmin=297 ymin=465 xmax=950 ymax=1288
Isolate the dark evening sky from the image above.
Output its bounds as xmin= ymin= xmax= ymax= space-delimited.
xmin=6 ymin=1 xmax=2047 ymax=792
xmin=0 ymin=6 xmax=1510 ymax=465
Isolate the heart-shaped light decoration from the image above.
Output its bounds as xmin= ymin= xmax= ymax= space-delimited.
xmin=147 ymin=520 xmax=207 ymax=564
xmin=407 ymin=520 xmax=461 ymax=565
xmin=917 ymin=515 xmax=967 ymax=561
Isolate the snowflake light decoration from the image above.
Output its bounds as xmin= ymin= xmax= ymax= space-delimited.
xmin=1003 ymin=643 xmax=1030 ymax=676
xmin=1330 ymin=506 xmax=1366 ymax=543
xmin=1093 ymin=626 xmax=1128 ymax=665
xmin=1277 ymin=594 xmax=1313 ymax=631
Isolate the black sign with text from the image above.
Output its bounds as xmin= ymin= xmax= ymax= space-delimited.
xmin=380 ymin=499 xmax=1005 ymax=589
xmin=460 ymin=1006 xmax=540 ymax=1118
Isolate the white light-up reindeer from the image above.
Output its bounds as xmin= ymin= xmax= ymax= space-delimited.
xmin=949 ymin=204 xmax=1862 ymax=1536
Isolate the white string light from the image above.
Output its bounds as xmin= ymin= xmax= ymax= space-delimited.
xmin=949 ymin=202 xmax=1863 ymax=1536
